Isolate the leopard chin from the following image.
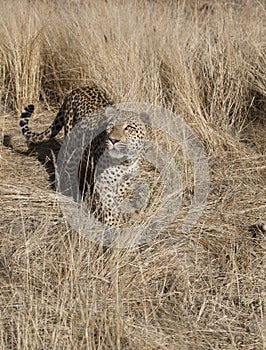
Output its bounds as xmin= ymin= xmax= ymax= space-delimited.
xmin=108 ymin=148 xmax=130 ymax=160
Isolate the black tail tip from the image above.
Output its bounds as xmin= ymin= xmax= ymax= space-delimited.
xmin=25 ymin=104 xmax=35 ymax=113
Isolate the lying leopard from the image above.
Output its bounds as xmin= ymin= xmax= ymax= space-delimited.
xmin=19 ymin=85 xmax=151 ymax=227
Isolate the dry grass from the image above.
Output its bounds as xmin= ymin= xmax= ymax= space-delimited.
xmin=0 ymin=0 xmax=265 ymax=349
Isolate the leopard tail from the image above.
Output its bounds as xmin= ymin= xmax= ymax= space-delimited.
xmin=19 ymin=104 xmax=64 ymax=143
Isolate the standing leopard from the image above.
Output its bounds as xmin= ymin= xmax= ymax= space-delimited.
xmin=19 ymin=85 xmax=150 ymax=227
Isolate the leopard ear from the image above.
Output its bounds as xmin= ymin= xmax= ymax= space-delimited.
xmin=139 ymin=112 xmax=150 ymax=124
xmin=105 ymin=106 xmax=117 ymax=119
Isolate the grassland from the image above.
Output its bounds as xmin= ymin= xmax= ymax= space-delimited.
xmin=0 ymin=0 xmax=265 ymax=349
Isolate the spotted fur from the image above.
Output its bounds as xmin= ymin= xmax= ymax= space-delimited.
xmin=20 ymin=85 xmax=149 ymax=227
xmin=20 ymin=85 xmax=112 ymax=143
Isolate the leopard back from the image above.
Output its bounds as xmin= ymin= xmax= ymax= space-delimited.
xmin=19 ymin=85 xmax=113 ymax=143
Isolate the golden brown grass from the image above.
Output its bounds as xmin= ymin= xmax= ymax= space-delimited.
xmin=0 ymin=0 xmax=265 ymax=349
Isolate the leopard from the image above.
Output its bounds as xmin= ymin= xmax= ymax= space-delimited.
xmin=19 ymin=85 xmax=150 ymax=227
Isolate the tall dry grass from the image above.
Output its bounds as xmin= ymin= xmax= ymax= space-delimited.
xmin=0 ymin=0 xmax=265 ymax=349
xmin=0 ymin=1 xmax=265 ymax=131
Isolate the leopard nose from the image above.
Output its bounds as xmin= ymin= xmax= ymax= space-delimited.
xmin=109 ymin=137 xmax=120 ymax=145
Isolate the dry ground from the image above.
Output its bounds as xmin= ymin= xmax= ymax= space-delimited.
xmin=0 ymin=0 xmax=266 ymax=349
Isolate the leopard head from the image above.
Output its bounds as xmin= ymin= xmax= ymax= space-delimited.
xmin=105 ymin=107 xmax=149 ymax=160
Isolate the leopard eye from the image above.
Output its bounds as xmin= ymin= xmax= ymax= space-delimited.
xmin=124 ymin=125 xmax=135 ymax=131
